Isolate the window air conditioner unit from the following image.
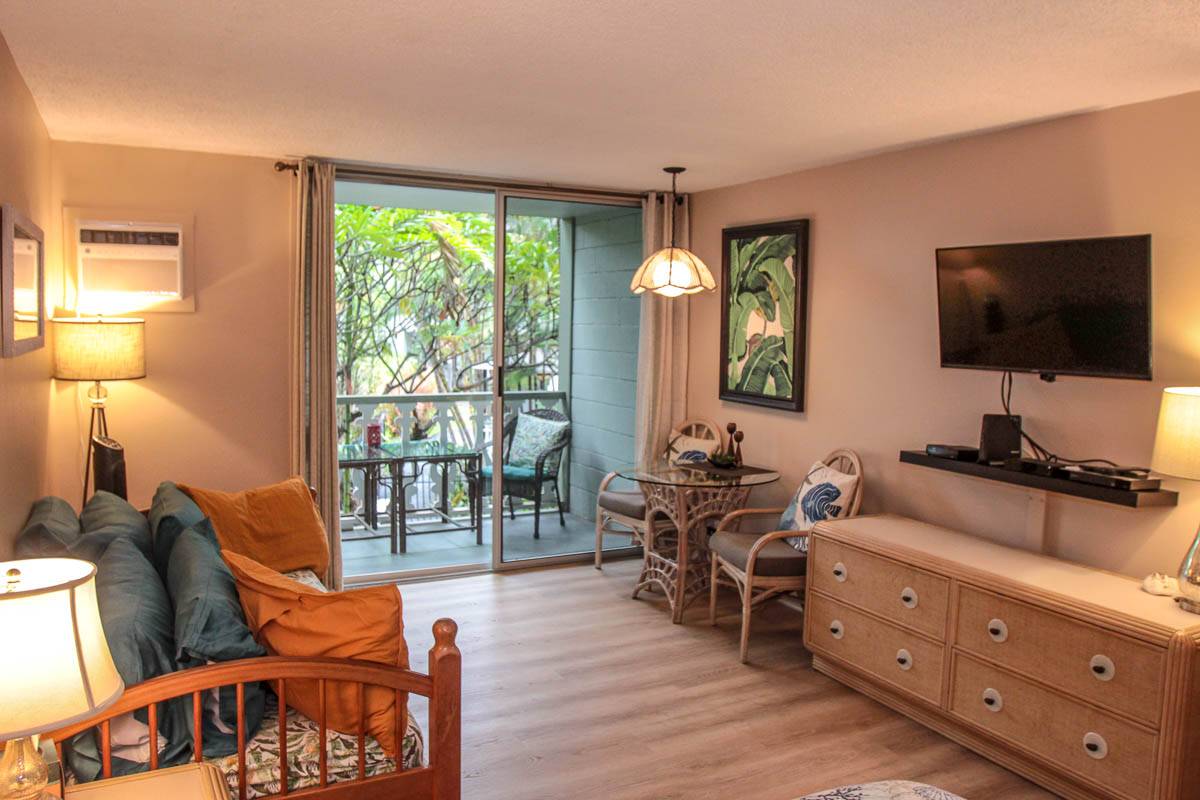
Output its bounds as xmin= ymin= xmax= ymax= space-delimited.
xmin=77 ymin=220 xmax=184 ymax=311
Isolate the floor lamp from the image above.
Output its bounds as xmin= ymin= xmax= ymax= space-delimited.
xmin=51 ymin=317 xmax=146 ymax=505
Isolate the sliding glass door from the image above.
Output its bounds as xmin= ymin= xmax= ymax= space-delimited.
xmin=332 ymin=176 xmax=642 ymax=581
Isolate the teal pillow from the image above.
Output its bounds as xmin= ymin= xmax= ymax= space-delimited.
xmin=15 ymin=497 xmax=82 ymax=557
xmin=167 ymin=524 xmax=265 ymax=756
xmin=66 ymin=538 xmax=191 ymax=781
xmin=149 ymin=482 xmax=206 ymax=577
xmin=508 ymin=413 xmax=569 ymax=470
xmin=81 ymin=491 xmax=153 ymax=558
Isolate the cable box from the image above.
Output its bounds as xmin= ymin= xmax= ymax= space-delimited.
xmin=1064 ymin=466 xmax=1161 ymax=491
xmin=925 ymin=444 xmax=980 ymax=462
xmin=1003 ymin=457 xmax=1070 ymax=478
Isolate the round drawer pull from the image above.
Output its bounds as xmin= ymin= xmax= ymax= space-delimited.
xmin=832 ymin=562 xmax=847 ymax=582
xmin=896 ymin=648 xmax=913 ymax=670
xmin=982 ymin=688 xmax=1003 ymax=712
xmin=900 ymin=588 xmax=919 ymax=609
xmin=829 ymin=620 xmax=845 ymax=639
xmin=1083 ymin=731 xmax=1108 ymax=759
xmin=1090 ymin=654 xmax=1115 ymax=682
xmin=987 ymin=619 xmax=1009 ymax=643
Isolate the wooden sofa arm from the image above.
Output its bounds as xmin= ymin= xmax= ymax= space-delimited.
xmin=717 ymin=507 xmax=788 ymax=533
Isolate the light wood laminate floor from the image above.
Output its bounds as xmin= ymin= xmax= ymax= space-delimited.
xmin=399 ymin=559 xmax=1055 ymax=800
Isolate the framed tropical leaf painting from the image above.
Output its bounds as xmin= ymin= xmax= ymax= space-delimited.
xmin=719 ymin=219 xmax=809 ymax=411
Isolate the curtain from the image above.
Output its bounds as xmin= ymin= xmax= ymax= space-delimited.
xmin=289 ymin=158 xmax=342 ymax=589
xmin=634 ymin=191 xmax=691 ymax=465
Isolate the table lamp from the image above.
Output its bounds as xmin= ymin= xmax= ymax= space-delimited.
xmin=51 ymin=317 xmax=145 ymax=504
xmin=1150 ymin=386 xmax=1200 ymax=614
xmin=0 ymin=559 xmax=123 ymax=798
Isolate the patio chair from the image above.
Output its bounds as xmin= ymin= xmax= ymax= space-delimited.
xmin=479 ymin=408 xmax=572 ymax=539
xmin=708 ymin=448 xmax=863 ymax=663
xmin=593 ymin=418 xmax=721 ymax=569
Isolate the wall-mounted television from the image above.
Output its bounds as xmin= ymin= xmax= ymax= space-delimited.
xmin=935 ymin=235 xmax=1151 ymax=380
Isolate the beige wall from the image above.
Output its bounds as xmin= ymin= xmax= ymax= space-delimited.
xmin=46 ymin=143 xmax=294 ymax=509
xmin=0 ymin=33 xmax=52 ymax=556
xmin=689 ymin=91 xmax=1200 ymax=579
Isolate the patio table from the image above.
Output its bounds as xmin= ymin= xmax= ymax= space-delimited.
xmin=338 ymin=440 xmax=483 ymax=554
xmin=617 ymin=461 xmax=779 ymax=623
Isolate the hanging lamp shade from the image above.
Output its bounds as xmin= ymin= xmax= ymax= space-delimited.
xmin=632 ymin=166 xmax=715 ymax=298
xmin=630 ymin=246 xmax=716 ymax=297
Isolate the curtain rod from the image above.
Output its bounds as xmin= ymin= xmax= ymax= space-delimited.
xmin=276 ymin=158 xmax=645 ymax=202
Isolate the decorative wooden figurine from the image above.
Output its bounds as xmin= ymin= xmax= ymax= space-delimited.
xmin=726 ymin=422 xmax=738 ymax=458
xmin=733 ymin=430 xmax=744 ymax=466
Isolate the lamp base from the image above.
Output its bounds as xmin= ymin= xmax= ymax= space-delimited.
xmin=0 ymin=737 xmax=48 ymax=800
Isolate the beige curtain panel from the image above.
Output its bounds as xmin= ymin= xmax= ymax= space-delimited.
xmin=289 ymin=158 xmax=342 ymax=589
xmin=634 ymin=191 xmax=691 ymax=466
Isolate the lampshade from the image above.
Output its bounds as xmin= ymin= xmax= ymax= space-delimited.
xmin=52 ymin=317 xmax=145 ymax=381
xmin=1151 ymin=387 xmax=1200 ymax=480
xmin=630 ymin=246 xmax=716 ymax=298
xmin=0 ymin=559 xmax=124 ymax=739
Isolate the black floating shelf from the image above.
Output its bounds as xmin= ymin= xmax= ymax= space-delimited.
xmin=899 ymin=451 xmax=1178 ymax=509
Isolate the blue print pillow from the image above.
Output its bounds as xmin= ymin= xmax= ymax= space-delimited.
xmin=780 ymin=461 xmax=860 ymax=553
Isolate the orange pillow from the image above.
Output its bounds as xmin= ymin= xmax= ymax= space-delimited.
xmin=221 ymin=550 xmax=408 ymax=757
xmin=180 ymin=477 xmax=329 ymax=576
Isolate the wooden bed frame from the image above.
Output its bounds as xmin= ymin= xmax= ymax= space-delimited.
xmin=47 ymin=619 xmax=461 ymax=800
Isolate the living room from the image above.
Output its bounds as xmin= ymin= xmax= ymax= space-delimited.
xmin=2 ymin=4 xmax=1200 ymax=800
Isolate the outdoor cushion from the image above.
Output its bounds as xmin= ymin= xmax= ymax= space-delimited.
xmin=597 ymin=489 xmax=646 ymax=519
xmin=780 ymin=461 xmax=860 ymax=553
xmin=148 ymin=481 xmax=207 ymax=577
xmin=709 ymin=530 xmax=807 ymax=577
xmin=507 ymin=413 xmax=569 ymax=469
xmin=480 ymin=464 xmax=538 ymax=481
xmin=67 ymin=537 xmax=191 ymax=782
xmin=167 ymin=524 xmax=267 ymax=757
xmin=180 ymin=477 xmax=330 ymax=576
xmin=223 ymin=550 xmax=408 ymax=759
xmin=15 ymin=496 xmax=82 ymax=557
xmin=80 ymin=490 xmax=154 ymax=559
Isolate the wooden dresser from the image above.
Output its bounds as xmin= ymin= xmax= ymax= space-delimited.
xmin=803 ymin=514 xmax=1200 ymax=800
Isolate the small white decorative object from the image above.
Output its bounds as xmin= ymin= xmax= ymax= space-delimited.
xmin=1142 ymin=572 xmax=1179 ymax=596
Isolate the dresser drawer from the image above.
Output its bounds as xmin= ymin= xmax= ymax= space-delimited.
xmin=806 ymin=593 xmax=944 ymax=704
xmin=950 ymin=653 xmax=1157 ymax=800
xmin=955 ymin=585 xmax=1165 ymax=726
xmin=809 ymin=536 xmax=949 ymax=638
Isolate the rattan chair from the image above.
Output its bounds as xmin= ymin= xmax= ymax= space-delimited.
xmin=593 ymin=418 xmax=721 ymax=569
xmin=708 ymin=449 xmax=864 ymax=663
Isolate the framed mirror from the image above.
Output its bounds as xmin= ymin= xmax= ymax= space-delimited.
xmin=1 ymin=203 xmax=45 ymax=357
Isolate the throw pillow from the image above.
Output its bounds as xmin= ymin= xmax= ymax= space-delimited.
xmin=507 ymin=413 xmax=569 ymax=469
xmin=222 ymin=550 xmax=408 ymax=758
xmin=179 ymin=477 xmax=330 ymax=576
xmin=780 ymin=461 xmax=860 ymax=553
xmin=166 ymin=524 xmax=267 ymax=756
xmin=667 ymin=433 xmax=718 ymax=462
xmin=15 ymin=497 xmax=82 ymax=557
xmin=66 ymin=538 xmax=191 ymax=781
xmin=148 ymin=481 xmax=207 ymax=578
xmin=80 ymin=490 xmax=153 ymax=559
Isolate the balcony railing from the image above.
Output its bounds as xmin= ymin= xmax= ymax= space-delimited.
xmin=336 ymin=390 xmax=568 ymax=528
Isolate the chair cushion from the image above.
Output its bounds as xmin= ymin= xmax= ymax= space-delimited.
xmin=180 ymin=477 xmax=330 ymax=576
xmin=597 ymin=489 xmax=646 ymax=520
xmin=780 ymin=460 xmax=860 ymax=553
xmin=223 ymin=550 xmax=408 ymax=759
xmin=709 ymin=531 xmax=807 ymax=577
xmin=508 ymin=413 xmax=569 ymax=468
xmin=480 ymin=464 xmax=538 ymax=481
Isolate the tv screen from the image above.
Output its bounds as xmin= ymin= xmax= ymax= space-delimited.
xmin=936 ymin=235 xmax=1151 ymax=380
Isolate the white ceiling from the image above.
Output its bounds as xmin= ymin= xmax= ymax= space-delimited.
xmin=3 ymin=1 xmax=1200 ymax=192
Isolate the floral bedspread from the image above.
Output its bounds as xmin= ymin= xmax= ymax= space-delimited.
xmin=210 ymin=695 xmax=425 ymax=799
xmin=799 ymin=781 xmax=965 ymax=800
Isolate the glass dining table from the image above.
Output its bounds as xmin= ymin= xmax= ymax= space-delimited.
xmin=616 ymin=461 xmax=780 ymax=623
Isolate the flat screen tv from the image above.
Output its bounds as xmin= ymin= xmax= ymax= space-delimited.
xmin=936 ymin=235 xmax=1151 ymax=380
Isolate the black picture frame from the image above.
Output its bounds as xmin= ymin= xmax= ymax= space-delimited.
xmin=719 ymin=219 xmax=809 ymax=412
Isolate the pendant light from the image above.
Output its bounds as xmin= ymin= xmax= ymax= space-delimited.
xmin=630 ymin=167 xmax=716 ymax=298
